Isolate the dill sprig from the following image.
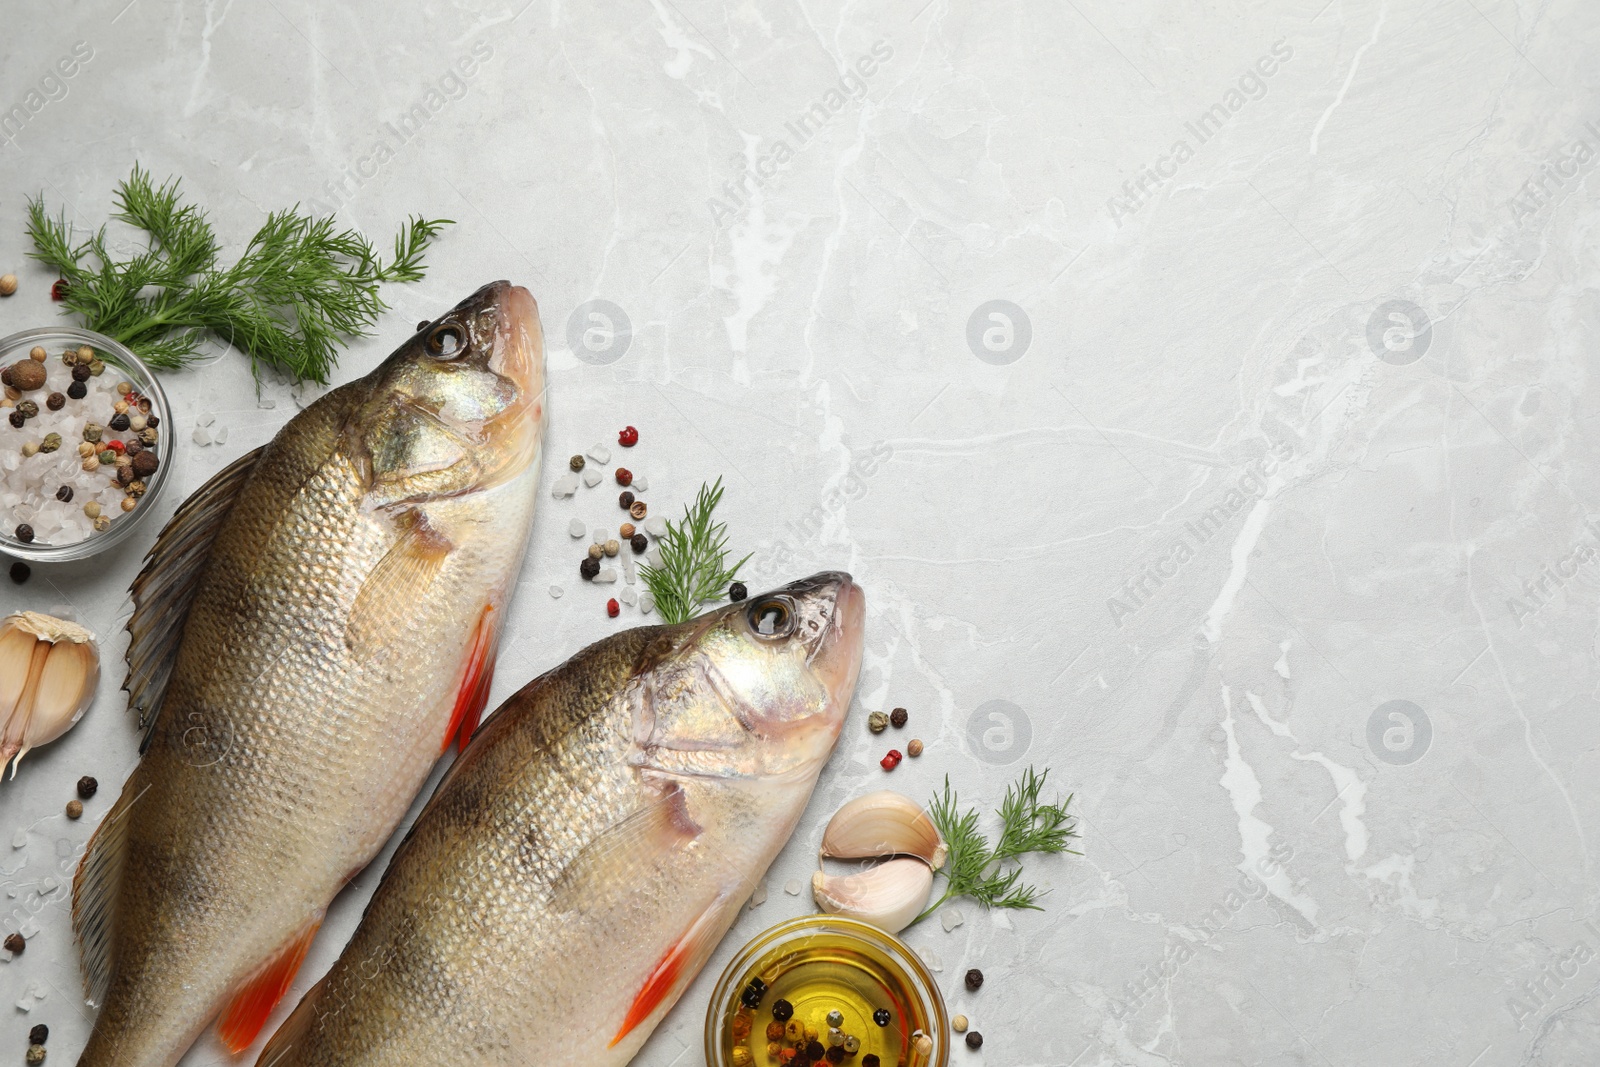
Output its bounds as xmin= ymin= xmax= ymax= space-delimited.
xmin=638 ymin=477 xmax=752 ymax=624
xmin=914 ymin=766 xmax=1078 ymax=925
xmin=26 ymin=164 xmax=450 ymax=383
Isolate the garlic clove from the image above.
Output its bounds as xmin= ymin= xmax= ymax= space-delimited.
xmin=0 ymin=612 xmax=100 ymax=778
xmin=812 ymin=857 xmax=934 ymax=934
xmin=821 ymin=790 xmax=948 ymax=869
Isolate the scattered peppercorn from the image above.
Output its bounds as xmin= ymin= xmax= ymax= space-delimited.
xmin=120 ymin=496 xmax=137 ymax=513
xmin=25 ymin=1045 xmax=44 ymax=1066
xmin=772 ymin=999 xmax=793 ymax=1021
xmin=82 ymin=502 xmax=101 ymax=519
xmin=76 ymin=345 xmax=93 ymax=362
xmin=14 ymin=524 xmax=34 ymax=543
xmin=603 ymin=539 xmax=620 ymax=558
xmin=619 ymin=490 xmax=635 ymax=509
xmin=606 ymin=598 xmax=620 ymax=618
xmin=92 ymin=515 xmax=110 ymax=532
xmin=618 ymin=425 xmax=638 ymax=447
xmin=89 ymin=360 xmax=106 ymax=377
xmin=569 ymin=454 xmax=585 ymax=472
xmin=66 ymin=799 xmax=83 ymax=819
xmin=880 ymin=749 xmax=902 ymax=771
xmin=806 ymin=1042 xmax=825 ymax=1061
xmin=868 ymin=711 xmax=889 ymax=733
xmin=8 ymin=360 xmax=46 ymax=391
xmin=109 ymin=412 xmax=130 ymax=432
xmin=8 ymin=411 xmax=24 ymax=428
xmin=146 ymin=413 xmax=158 ymax=427
xmin=629 ymin=500 xmax=647 ymax=520
xmin=951 ymin=1014 xmax=968 ymax=1033
xmin=843 ymin=1035 xmax=860 ymax=1055
xmin=50 ymin=279 xmax=69 ymax=301
xmin=587 ymin=543 xmax=603 ymax=560
xmin=71 ymin=363 xmax=91 ymax=382
xmin=965 ymin=968 xmax=983 ymax=991
xmin=766 ymin=1021 xmax=786 ymax=1042
xmin=16 ymin=399 xmax=38 ymax=418
xmin=965 ymin=1031 xmax=983 ymax=1050
xmin=861 ymin=1057 xmax=881 ymax=1067
xmin=45 ymin=392 xmax=64 ymax=411
xmin=55 ymin=485 xmax=73 ymax=503
xmin=3 ymin=932 xmax=23 ymax=954
xmin=77 ymin=776 xmax=98 ymax=799
xmin=0 ymin=274 xmax=15 ymax=296
xmin=137 ymin=427 xmax=158 ymax=446
xmin=890 ymin=707 xmax=908 ymax=728
xmin=39 ymin=433 xmax=60 ymax=454
xmin=873 ymin=1008 xmax=891 ymax=1027
xmin=580 ymin=557 xmax=600 ymax=580
xmin=115 ymin=381 xmax=130 ymax=396
xmin=825 ymin=1010 xmax=843 ymax=1028
xmin=630 ymin=533 xmax=648 ymax=554
xmin=615 ymin=467 xmax=633 ymax=487
xmin=740 ymin=984 xmax=763 ymax=1009
xmin=9 ymin=561 xmax=29 ymax=584
xmin=907 ymin=738 xmax=924 ymax=757
xmin=28 ymin=346 xmax=46 ymax=362
xmin=825 ymin=1048 xmax=844 ymax=1064
xmin=729 ymin=581 xmax=748 ymax=602
xmin=66 ymin=381 xmax=86 ymax=400
xmin=29 ymin=1023 xmax=47 ymax=1044
xmin=132 ymin=451 xmax=159 ymax=477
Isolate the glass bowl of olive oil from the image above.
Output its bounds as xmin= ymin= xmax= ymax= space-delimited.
xmin=706 ymin=915 xmax=949 ymax=1067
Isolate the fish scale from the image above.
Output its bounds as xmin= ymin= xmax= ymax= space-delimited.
xmin=257 ymin=573 xmax=864 ymax=1067
xmin=71 ymin=282 xmax=547 ymax=1067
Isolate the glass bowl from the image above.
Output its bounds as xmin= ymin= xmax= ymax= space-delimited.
xmin=706 ymin=915 xmax=950 ymax=1067
xmin=0 ymin=327 xmax=176 ymax=563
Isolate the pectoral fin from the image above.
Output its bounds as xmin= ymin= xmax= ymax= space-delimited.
xmin=347 ymin=511 xmax=452 ymax=655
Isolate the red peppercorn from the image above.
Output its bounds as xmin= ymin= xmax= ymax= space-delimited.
xmin=615 ymin=467 xmax=633 ymax=487
xmin=105 ymin=439 xmax=125 ymax=453
xmin=880 ymin=749 xmax=902 ymax=771
xmin=618 ymin=425 xmax=639 ymax=447
xmin=607 ymin=598 xmax=620 ymax=618
xmin=50 ymin=279 xmax=68 ymax=301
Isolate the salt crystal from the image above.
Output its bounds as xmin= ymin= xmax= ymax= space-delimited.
xmin=748 ymin=883 xmax=767 ymax=909
xmin=258 ymin=398 xmax=276 ymax=409
xmin=644 ymin=516 xmax=668 ymax=538
xmin=631 ymin=475 xmax=648 ymax=492
xmin=940 ymin=909 xmax=964 ymax=932
xmin=26 ymin=980 xmax=46 ymax=1001
xmin=582 ymin=468 xmax=602 ymax=488
xmin=783 ymin=879 xmax=801 ymax=896
xmin=193 ymin=427 xmax=212 ymax=446
xmin=550 ymin=474 xmax=578 ymax=499
xmin=198 ymin=414 xmax=216 ymax=428
xmin=19 ymin=920 xmax=37 ymax=938
xmin=917 ymin=947 xmax=944 ymax=972
xmin=640 ymin=594 xmax=655 ymax=615
xmin=619 ymin=587 xmax=637 ymax=606
xmin=14 ymin=995 xmax=31 ymax=1011
xmin=40 ymin=877 xmax=58 ymax=893
xmin=11 ymin=830 xmax=25 ymax=849
xmin=214 ymin=426 xmax=229 ymax=444
xmin=623 ymin=557 xmax=636 ymax=585
xmin=592 ymin=530 xmax=606 ymax=546
xmin=595 ymin=568 xmax=617 ymax=584
xmin=586 ymin=443 xmax=611 ymax=464
xmin=568 ymin=519 xmax=585 ymax=538
xmin=549 ymin=585 xmax=563 ymax=599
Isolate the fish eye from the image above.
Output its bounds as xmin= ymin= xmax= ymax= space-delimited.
xmin=426 ymin=323 xmax=465 ymax=359
xmin=747 ymin=597 xmax=796 ymax=639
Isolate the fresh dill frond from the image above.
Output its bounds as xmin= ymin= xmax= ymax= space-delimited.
xmin=25 ymin=164 xmax=450 ymax=383
xmin=638 ymin=477 xmax=752 ymax=625
xmin=913 ymin=766 xmax=1078 ymax=926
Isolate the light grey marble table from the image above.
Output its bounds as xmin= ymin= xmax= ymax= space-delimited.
xmin=3 ymin=1 xmax=1599 ymax=1064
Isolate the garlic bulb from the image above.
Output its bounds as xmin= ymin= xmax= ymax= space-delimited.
xmin=821 ymin=790 xmax=948 ymax=869
xmin=812 ymin=857 xmax=934 ymax=934
xmin=1 ymin=612 xmax=100 ymax=777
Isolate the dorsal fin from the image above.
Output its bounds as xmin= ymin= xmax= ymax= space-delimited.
xmin=124 ymin=445 xmax=264 ymax=745
xmin=72 ymin=775 xmax=149 ymax=1006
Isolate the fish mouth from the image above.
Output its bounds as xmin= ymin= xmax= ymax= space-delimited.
xmin=793 ymin=571 xmax=865 ymax=722
xmin=487 ymin=281 xmax=545 ymax=403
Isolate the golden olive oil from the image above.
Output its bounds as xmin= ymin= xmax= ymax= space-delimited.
xmin=721 ymin=929 xmax=939 ymax=1067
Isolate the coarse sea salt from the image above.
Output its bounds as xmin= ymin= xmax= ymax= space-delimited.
xmin=1 ymin=364 xmax=159 ymax=547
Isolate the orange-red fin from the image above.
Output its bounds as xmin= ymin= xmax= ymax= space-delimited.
xmin=444 ymin=605 xmax=498 ymax=753
xmin=216 ymin=917 xmax=322 ymax=1054
xmin=610 ymin=897 xmax=727 ymax=1048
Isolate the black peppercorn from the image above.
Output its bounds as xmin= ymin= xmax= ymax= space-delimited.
xmin=729 ymin=581 xmax=747 ymax=602
xmin=146 ymin=413 xmax=159 ymax=427
xmin=77 ymin=776 xmax=98 ymax=799
xmin=619 ymin=490 xmax=635 ymax=509
xmin=3 ymin=932 xmax=23 ymax=954
xmin=771 ymin=998 xmax=793 ymax=1021
xmin=890 ymin=707 xmax=908 ymax=728
xmin=964 ymin=967 xmax=983 ymax=991
xmin=109 ymin=412 xmax=130 ymax=431
xmin=67 ymin=381 xmax=87 ymax=400
xmin=14 ymin=524 xmax=34 ymax=543
xmin=630 ymin=533 xmax=648 ymax=554
xmin=861 ymin=1057 xmax=880 ymax=1067
xmin=9 ymin=560 xmax=29 ymax=584
xmin=28 ymin=1023 xmax=47 ymax=1044
xmin=740 ymin=986 xmax=762 ymax=1009
xmin=8 ymin=411 xmax=24 ymax=428
xmin=56 ymin=485 xmax=73 ymax=502
xmin=825 ymin=1048 xmax=845 ymax=1064
xmin=580 ymin=557 xmax=600 ymax=580
xmin=873 ymin=1008 xmax=891 ymax=1026
xmin=806 ymin=1041 xmax=825 ymax=1061
xmin=45 ymin=392 xmax=65 ymax=411
xmin=71 ymin=363 xmax=91 ymax=382
xmin=965 ymin=1031 xmax=983 ymax=1049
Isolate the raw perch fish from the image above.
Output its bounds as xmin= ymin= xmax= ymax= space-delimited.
xmin=72 ymin=281 xmax=548 ymax=1067
xmin=257 ymin=572 xmax=865 ymax=1067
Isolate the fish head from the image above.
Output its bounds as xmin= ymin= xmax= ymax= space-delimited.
xmin=638 ymin=571 xmax=865 ymax=781
xmin=356 ymin=280 xmax=546 ymax=509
